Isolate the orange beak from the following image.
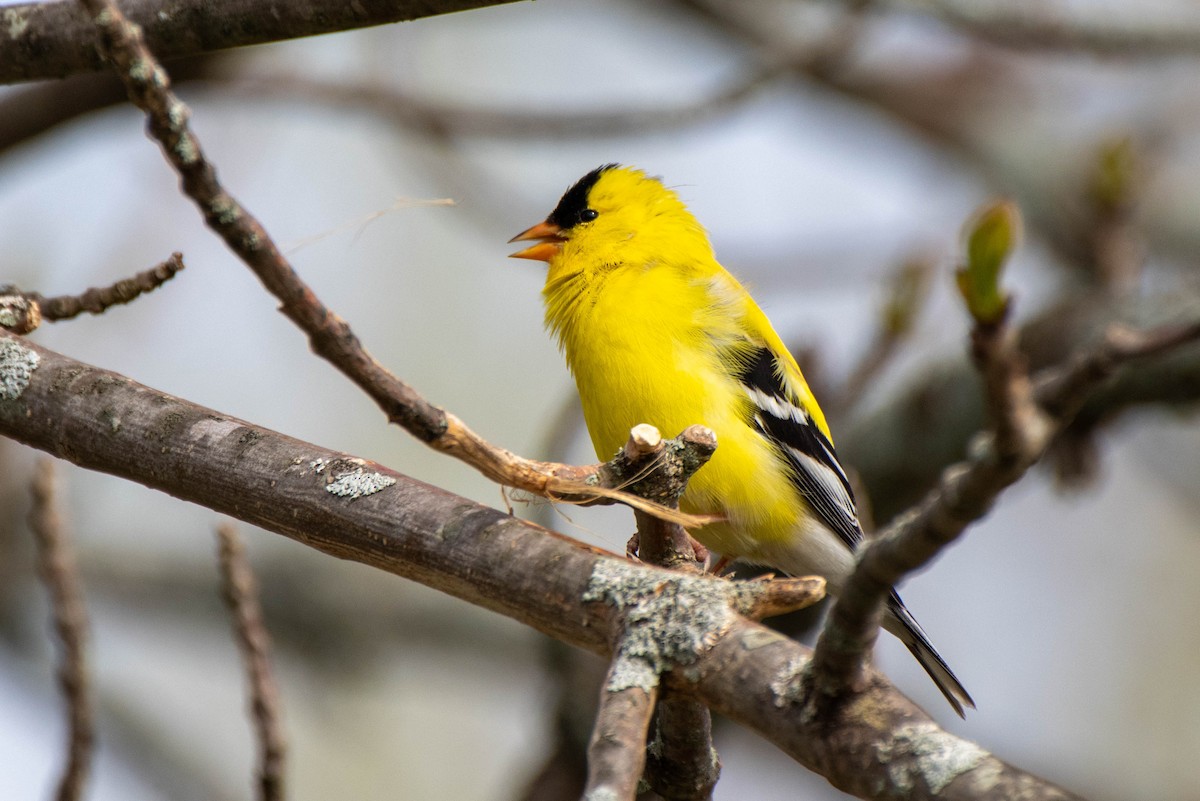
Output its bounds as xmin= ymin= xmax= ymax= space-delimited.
xmin=509 ymin=220 xmax=566 ymax=262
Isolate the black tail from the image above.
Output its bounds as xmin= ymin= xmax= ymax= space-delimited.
xmin=884 ymin=592 xmax=974 ymax=717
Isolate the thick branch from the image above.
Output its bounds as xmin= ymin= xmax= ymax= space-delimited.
xmin=1 ymin=0 xmax=521 ymax=85
xmin=0 ymin=333 xmax=1079 ymax=800
xmin=644 ymin=698 xmax=720 ymax=801
xmin=689 ymin=630 xmax=1082 ymax=801
xmin=584 ymin=679 xmax=657 ymax=801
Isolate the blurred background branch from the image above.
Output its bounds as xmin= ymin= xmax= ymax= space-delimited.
xmin=29 ymin=459 xmax=94 ymax=801
xmin=216 ymin=523 xmax=287 ymax=801
xmin=0 ymin=0 xmax=521 ymax=84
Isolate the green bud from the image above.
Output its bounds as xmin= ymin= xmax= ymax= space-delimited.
xmin=956 ymin=200 xmax=1021 ymax=325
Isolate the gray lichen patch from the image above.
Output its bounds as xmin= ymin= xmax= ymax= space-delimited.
xmin=877 ymin=722 xmax=987 ymax=795
xmin=768 ymin=655 xmax=808 ymax=708
xmin=0 ymin=338 xmax=40 ymax=400
xmin=582 ymin=789 xmax=620 ymax=801
xmin=315 ymin=458 xmax=396 ymax=499
xmin=4 ymin=8 xmax=31 ymax=39
xmin=584 ymin=559 xmax=736 ymax=693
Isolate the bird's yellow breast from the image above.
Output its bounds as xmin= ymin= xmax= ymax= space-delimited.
xmin=545 ymin=259 xmax=804 ymax=559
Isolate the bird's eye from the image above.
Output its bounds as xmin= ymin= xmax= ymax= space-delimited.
xmin=579 ymin=209 xmax=599 ymax=222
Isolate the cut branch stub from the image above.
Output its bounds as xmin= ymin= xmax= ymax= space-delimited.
xmin=602 ymin=424 xmax=717 ymax=510
xmin=731 ymin=577 xmax=827 ymax=621
xmin=0 ymin=289 xmax=42 ymax=334
xmin=609 ymin=424 xmax=717 ymax=569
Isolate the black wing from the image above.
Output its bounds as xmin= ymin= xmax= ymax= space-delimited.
xmin=734 ymin=346 xmax=863 ymax=551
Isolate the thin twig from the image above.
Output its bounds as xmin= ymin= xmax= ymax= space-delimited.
xmin=76 ymin=0 xmax=705 ymax=530
xmin=970 ymin=315 xmax=1052 ymax=466
xmin=868 ymin=0 xmax=1200 ymax=55
xmin=0 ymin=58 xmax=217 ymax=157
xmin=225 ymin=62 xmax=789 ymax=141
xmin=839 ymin=256 xmax=934 ymax=412
xmin=29 ymin=459 xmax=93 ymax=801
xmin=216 ymin=523 xmax=287 ymax=801
xmin=1035 ymin=320 xmax=1200 ymax=420
xmin=1085 ymin=138 xmax=1143 ymax=296
xmin=35 ymin=252 xmax=185 ymax=321
xmin=1 ymin=253 xmax=185 ymax=333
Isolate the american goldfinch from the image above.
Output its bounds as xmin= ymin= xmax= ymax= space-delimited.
xmin=510 ymin=164 xmax=973 ymax=716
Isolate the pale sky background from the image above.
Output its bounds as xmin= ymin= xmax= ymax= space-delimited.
xmin=3 ymin=1 xmax=1200 ymax=800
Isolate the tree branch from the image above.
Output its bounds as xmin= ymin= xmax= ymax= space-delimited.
xmin=1 ymin=0 xmax=521 ymax=85
xmin=811 ymin=313 xmax=1200 ymax=705
xmin=1 ymin=253 xmax=185 ymax=334
xmin=222 ymin=62 xmax=789 ymax=141
xmin=29 ymin=459 xmax=94 ymax=801
xmin=618 ymin=424 xmax=720 ymax=801
xmin=584 ymin=679 xmax=657 ymax=801
xmin=0 ymin=332 xmax=1080 ymax=800
xmin=644 ymin=696 xmax=719 ymax=801
xmin=863 ymin=0 xmax=1200 ymax=55
xmin=216 ymin=523 xmax=287 ymax=801
xmin=844 ymin=288 xmax=1200 ymax=517
xmin=72 ymin=0 xmax=699 ymax=529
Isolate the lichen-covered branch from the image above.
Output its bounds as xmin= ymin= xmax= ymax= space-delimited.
xmin=0 ymin=332 xmax=1078 ymax=800
xmin=615 ymin=424 xmax=720 ymax=800
xmin=1 ymin=0 xmax=521 ymax=85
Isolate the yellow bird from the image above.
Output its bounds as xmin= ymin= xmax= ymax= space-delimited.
xmin=510 ymin=164 xmax=972 ymax=716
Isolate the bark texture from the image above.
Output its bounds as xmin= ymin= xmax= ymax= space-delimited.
xmin=0 ymin=332 xmax=1084 ymax=801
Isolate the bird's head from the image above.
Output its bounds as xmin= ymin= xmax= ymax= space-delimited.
xmin=509 ymin=164 xmax=711 ymax=267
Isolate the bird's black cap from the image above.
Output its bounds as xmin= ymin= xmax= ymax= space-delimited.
xmin=548 ymin=163 xmax=619 ymax=230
